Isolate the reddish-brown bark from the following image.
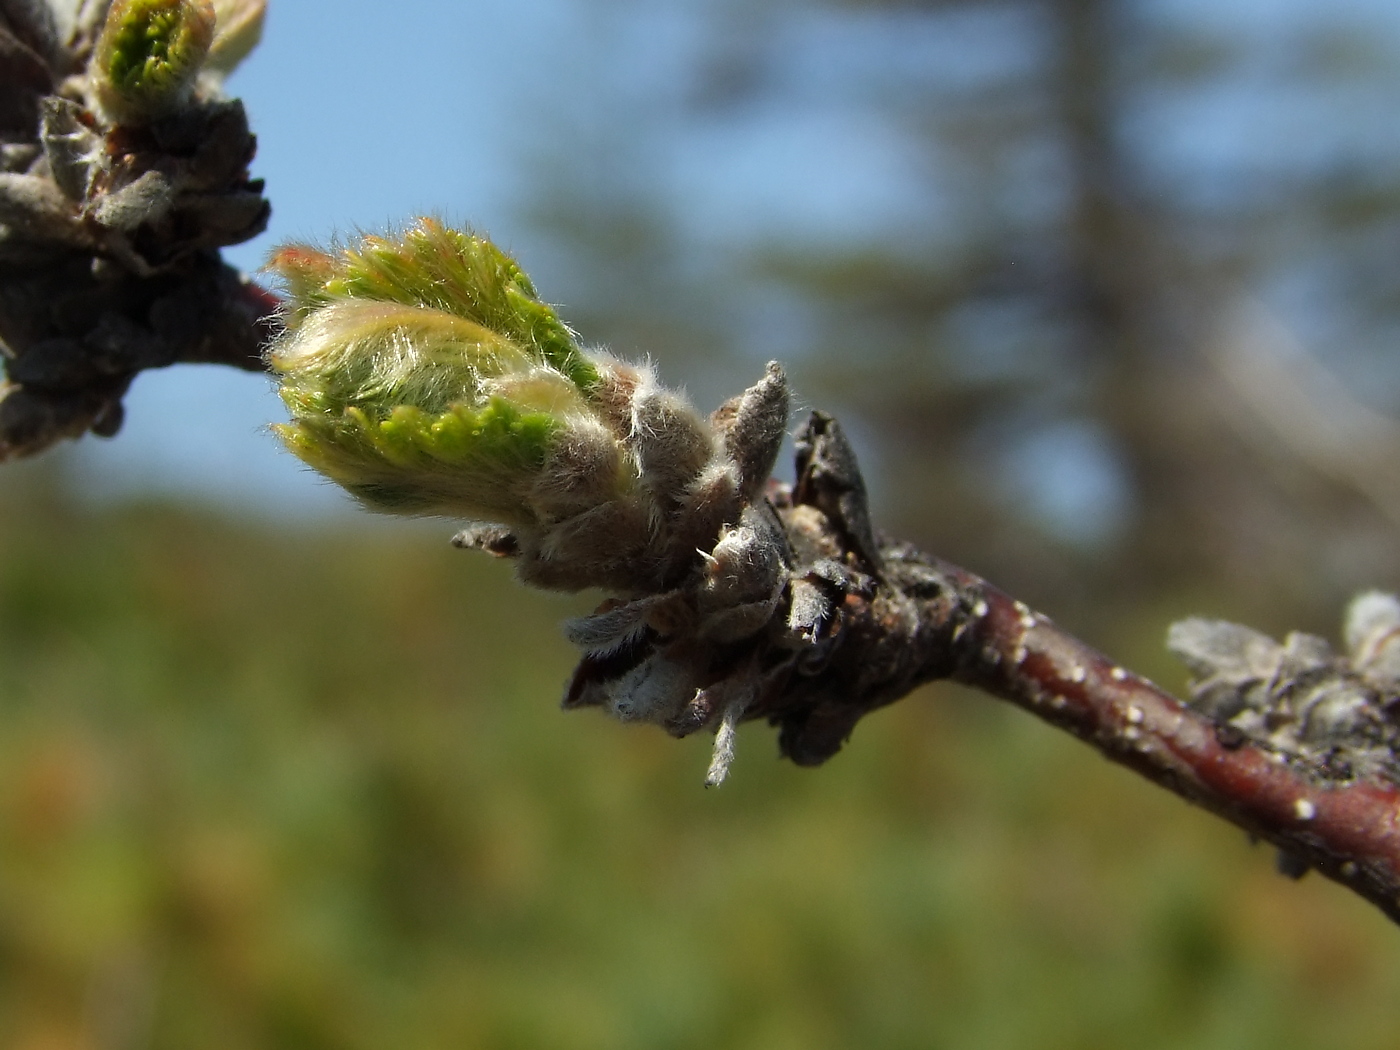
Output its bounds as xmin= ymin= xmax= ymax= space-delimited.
xmin=747 ymin=412 xmax=1400 ymax=925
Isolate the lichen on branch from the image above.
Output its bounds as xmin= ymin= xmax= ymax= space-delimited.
xmin=1169 ymin=594 xmax=1400 ymax=783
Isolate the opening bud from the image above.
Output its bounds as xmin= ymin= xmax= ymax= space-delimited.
xmin=94 ymin=0 xmax=217 ymax=123
xmin=269 ymin=220 xmax=795 ymax=598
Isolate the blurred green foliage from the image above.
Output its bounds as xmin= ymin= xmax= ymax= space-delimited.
xmin=1 ymin=466 xmax=1398 ymax=1049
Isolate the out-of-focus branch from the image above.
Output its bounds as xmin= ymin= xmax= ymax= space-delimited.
xmin=1206 ymin=300 xmax=1400 ymax=530
xmin=0 ymin=0 xmax=276 ymax=460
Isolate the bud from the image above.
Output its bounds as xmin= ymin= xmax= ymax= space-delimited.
xmin=267 ymin=219 xmax=765 ymax=595
xmin=93 ymin=0 xmax=217 ymax=124
xmin=268 ymin=222 xmax=594 ymax=525
xmin=269 ymin=219 xmax=799 ymax=781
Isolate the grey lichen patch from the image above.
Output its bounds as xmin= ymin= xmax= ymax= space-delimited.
xmin=1168 ymin=595 xmax=1400 ymax=783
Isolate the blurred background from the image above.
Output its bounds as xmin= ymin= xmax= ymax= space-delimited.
xmin=5 ymin=0 xmax=1400 ymax=1044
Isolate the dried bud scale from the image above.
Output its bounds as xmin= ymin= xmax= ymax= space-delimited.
xmin=0 ymin=0 xmax=272 ymax=460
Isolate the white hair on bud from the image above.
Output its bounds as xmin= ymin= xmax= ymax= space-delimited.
xmin=273 ymin=299 xmax=539 ymax=413
xmin=712 ymin=361 xmax=790 ymax=502
xmin=536 ymin=500 xmax=648 ymax=567
xmin=683 ymin=460 xmax=740 ymax=510
xmin=562 ymin=606 xmax=652 ymax=657
xmin=704 ymin=699 xmax=747 ymax=787
xmin=528 ymin=416 xmax=626 ymax=518
xmin=699 ymin=506 xmax=786 ymax=609
xmin=698 ymin=599 xmax=779 ymax=644
xmin=628 ymin=370 xmax=715 ymax=515
xmin=481 ymin=366 xmax=596 ymax=419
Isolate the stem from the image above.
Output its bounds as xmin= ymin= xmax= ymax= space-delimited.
xmin=749 ymin=412 xmax=1400 ymax=925
xmin=165 ymin=262 xmax=281 ymax=372
xmin=0 ymin=259 xmax=279 ymax=459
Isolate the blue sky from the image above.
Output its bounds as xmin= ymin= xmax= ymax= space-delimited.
xmin=70 ymin=0 xmax=961 ymax=515
xmin=62 ymin=0 xmax=1400 ymax=534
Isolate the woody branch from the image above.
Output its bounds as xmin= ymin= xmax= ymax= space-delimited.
xmin=751 ymin=413 xmax=1400 ymax=926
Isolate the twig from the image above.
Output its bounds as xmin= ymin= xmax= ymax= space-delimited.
xmin=644 ymin=411 xmax=1400 ymax=926
xmin=114 ymin=204 xmax=1400 ymax=927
